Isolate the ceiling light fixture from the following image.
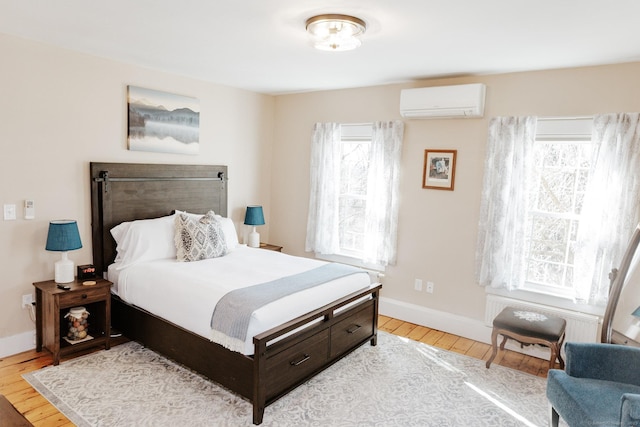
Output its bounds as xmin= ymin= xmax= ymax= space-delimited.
xmin=305 ymin=14 xmax=366 ymax=52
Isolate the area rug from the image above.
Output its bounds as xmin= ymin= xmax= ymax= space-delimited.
xmin=23 ymin=332 xmax=549 ymax=426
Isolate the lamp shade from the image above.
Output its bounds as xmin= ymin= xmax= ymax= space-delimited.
xmin=244 ymin=206 xmax=265 ymax=226
xmin=46 ymin=220 xmax=82 ymax=252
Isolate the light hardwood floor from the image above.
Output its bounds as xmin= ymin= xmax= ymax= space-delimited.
xmin=0 ymin=316 xmax=555 ymax=426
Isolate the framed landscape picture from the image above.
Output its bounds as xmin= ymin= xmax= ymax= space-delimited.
xmin=127 ymin=86 xmax=200 ymax=155
xmin=422 ymin=149 xmax=457 ymax=191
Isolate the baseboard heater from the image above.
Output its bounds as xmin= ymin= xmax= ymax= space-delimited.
xmin=485 ymin=295 xmax=601 ymax=358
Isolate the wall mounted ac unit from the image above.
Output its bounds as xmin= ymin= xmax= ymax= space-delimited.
xmin=399 ymin=83 xmax=486 ymax=119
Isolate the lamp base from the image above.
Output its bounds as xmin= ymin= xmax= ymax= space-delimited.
xmin=55 ymin=253 xmax=75 ymax=283
xmin=248 ymin=229 xmax=260 ymax=248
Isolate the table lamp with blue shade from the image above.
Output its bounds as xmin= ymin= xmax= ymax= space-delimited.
xmin=46 ymin=220 xmax=82 ymax=283
xmin=244 ymin=205 xmax=265 ymax=248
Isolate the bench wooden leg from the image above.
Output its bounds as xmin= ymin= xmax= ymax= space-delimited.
xmin=549 ymin=343 xmax=560 ymax=369
xmin=499 ymin=335 xmax=508 ymax=350
xmin=547 ymin=333 xmax=566 ymax=369
xmin=485 ymin=327 xmax=499 ymax=368
xmin=555 ymin=333 xmax=565 ymax=369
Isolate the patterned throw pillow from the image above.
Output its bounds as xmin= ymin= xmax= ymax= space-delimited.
xmin=174 ymin=211 xmax=228 ymax=262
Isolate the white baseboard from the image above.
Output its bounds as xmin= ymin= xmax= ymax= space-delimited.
xmin=379 ymin=297 xmax=555 ymax=360
xmin=379 ymin=297 xmax=492 ymax=343
xmin=0 ymin=329 xmax=35 ymax=358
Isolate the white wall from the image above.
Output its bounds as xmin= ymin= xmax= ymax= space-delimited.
xmin=270 ymin=62 xmax=640 ymax=334
xmin=0 ymin=33 xmax=275 ymax=355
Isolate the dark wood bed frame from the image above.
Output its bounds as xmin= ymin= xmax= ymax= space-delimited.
xmin=89 ymin=162 xmax=381 ymax=424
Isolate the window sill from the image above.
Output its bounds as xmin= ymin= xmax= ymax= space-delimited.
xmin=484 ymin=286 xmax=605 ymax=317
xmin=314 ymin=253 xmax=385 ymax=275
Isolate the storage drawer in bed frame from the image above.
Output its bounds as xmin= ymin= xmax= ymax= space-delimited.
xmin=330 ymin=304 xmax=376 ymax=358
xmin=265 ymin=328 xmax=330 ymax=392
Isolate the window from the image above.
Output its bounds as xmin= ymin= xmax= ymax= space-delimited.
xmin=478 ymin=114 xmax=640 ymax=305
xmin=523 ymin=119 xmax=595 ymax=296
xmin=306 ymin=121 xmax=404 ymax=268
xmin=337 ymin=124 xmax=372 ymax=258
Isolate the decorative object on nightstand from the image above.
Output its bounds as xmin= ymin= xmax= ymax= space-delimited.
xmin=77 ymin=264 xmax=96 ymax=280
xmin=64 ymin=306 xmax=90 ymax=342
xmin=33 ymin=278 xmax=112 ymax=365
xmin=244 ymin=205 xmax=265 ymax=248
xmin=45 ymin=220 xmax=82 ymax=283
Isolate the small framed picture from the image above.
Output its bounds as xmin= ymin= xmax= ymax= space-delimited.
xmin=422 ymin=149 xmax=457 ymax=191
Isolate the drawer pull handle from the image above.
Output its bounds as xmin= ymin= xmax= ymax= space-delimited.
xmin=290 ymin=354 xmax=310 ymax=366
xmin=347 ymin=324 xmax=362 ymax=334
xmin=82 ymin=294 xmax=88 ymax=299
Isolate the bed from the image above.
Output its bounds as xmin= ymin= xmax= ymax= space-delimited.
xmin=89 ymin=162 xmax=382 ymax=425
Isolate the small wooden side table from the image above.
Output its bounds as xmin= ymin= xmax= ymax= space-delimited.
xmin=259 ymin=243 xmax=283 ymax=252
xmin=33 ymin=278 xmax=112 ymax=365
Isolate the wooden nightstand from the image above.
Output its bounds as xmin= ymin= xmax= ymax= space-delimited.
xmin=259 ymin=243 xmax=283 ymax=252
xmin=33 ymin=278 xmax=112 ymax=365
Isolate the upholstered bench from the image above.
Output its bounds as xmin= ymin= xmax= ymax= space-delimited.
xmin=485 ymin=306 xmax=566 ymax=369
xmin=0 ymin=394 xmax=33 ymax=427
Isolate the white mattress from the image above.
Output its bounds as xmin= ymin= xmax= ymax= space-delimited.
xmin=108 ymin=245 xmax=370 ymax=355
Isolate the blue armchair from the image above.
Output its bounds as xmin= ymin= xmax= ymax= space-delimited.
xmin=546 ymin=342 xmax=640 ymax=426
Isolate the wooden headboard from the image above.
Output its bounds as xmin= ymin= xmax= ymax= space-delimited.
xmin=90 ymin=162 xmax=228 ymax=276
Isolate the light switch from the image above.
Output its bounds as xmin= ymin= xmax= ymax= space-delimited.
xmin=3 ymin=204 xmax=16 ymax=220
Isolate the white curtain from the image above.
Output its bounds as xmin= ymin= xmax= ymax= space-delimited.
xmin=363 ymin=120 xmax=404 ymax=266
xmin=475 ymin=116 xmax=538 ymax=289
xmin=305 ymin=121 xmax=404 ymax=266
xmin=574 ymin=113 xmax=640 ymax=304
xmin=305 ymin=123 xmax=341 ymax=255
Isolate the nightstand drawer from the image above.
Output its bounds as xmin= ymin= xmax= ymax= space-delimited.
xmin=58 ymin=287 xmax=108 ymax=307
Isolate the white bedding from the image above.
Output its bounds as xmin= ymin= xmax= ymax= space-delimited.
xmin=108 ymin=245 xmax=370 ymax=355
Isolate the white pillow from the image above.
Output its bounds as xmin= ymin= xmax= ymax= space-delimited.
xmin=216 ymin=215 xmax=239 ymax=250
xmin=175 ymin=211 xmax=227 ymax=262
xmin=111 ymin=214 xmax=177 ymax=269
xmin=110 ymin=221 xmax=131 ymax=248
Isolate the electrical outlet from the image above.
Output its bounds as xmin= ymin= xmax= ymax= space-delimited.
xmin=22 ymin=294 xmax=33 ymax=308
xmin=414 ymin=279 xmax=423 ymax=291
xmin=426 ymin=281 xmax=434 ymax=294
